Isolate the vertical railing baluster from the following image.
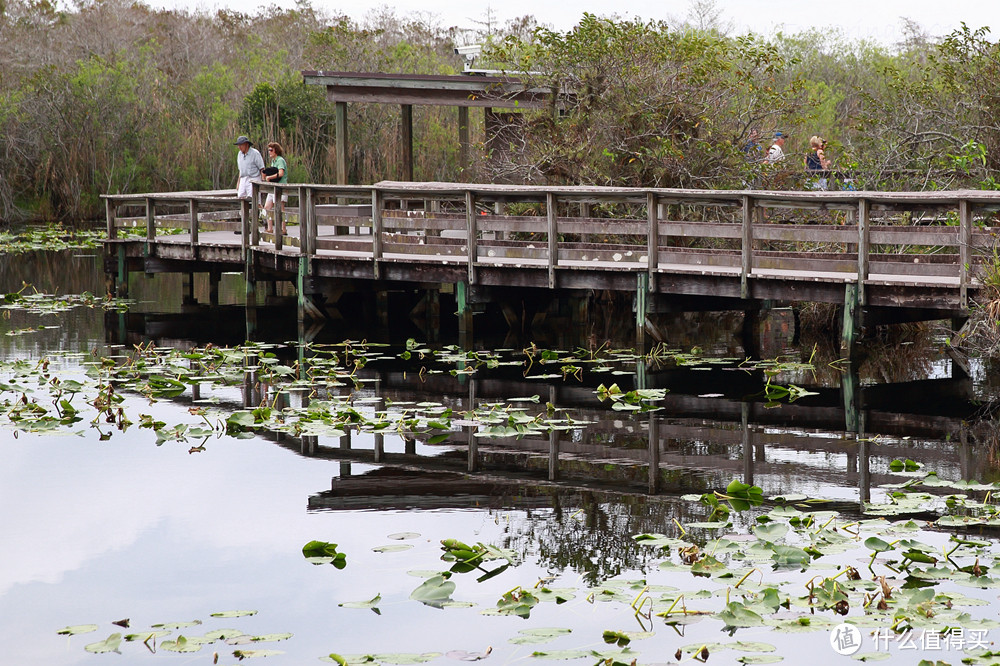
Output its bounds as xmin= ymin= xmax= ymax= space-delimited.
xmin=466 ymin=190 xmax=477 ymax=284
xmin=547 ymin=192 xmax=557 ymax=289
xmin=372 ymin=187 xmax=383 ymax=279
xmin=959 ymin=199 xmax=971 ymax=310
xmin=105 ymin=197 xmax=116 ymax=240
xmin=857 ymin=198 xmax=870 ymax=306
xmin=647 ymin=191 xmax=658 ymax=291
xmin=741 ymin=195 xmax=753 ymax=300
xmin=189 ymin=199 xmax=198 ymax=249
xmin=145 ymin=197 xmax=155 ymax=240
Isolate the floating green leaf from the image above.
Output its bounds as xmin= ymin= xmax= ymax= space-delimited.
xmin=84 ymin=633 xmax=122 ymax=653
xmin=57 ymin=624 xmax=98 ymax=636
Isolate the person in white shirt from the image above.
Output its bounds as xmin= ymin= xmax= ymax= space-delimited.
xmin=766 ymin=132 xmax=787 ymax=163
xmin=234 ymin=135 xmax=264 ymax=200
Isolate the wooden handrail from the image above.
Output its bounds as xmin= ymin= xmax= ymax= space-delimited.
xmin=104 ymin=183 xmax=1000 ymax=304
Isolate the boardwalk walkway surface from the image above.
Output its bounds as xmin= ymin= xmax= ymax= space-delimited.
xmin=102 ymin=182 xmax=1000 ymax=345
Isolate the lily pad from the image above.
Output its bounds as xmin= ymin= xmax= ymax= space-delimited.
xmin=509 ymin=628 xmax=572 ymax=645
xmin=84 ymin=633 xmax=122 ymax=653
xmin=233 ymin=648 xmax=285 ymax=659
xmin=56 ymin=624 xmax=98 ymax=636
xmin=529 ymin=650 xmax=592 ymax=660
xmin=161 ymin=635 xmax=202 ymax=653
xmin=210 ymin=610 xmax=258 ymax=618
xmin=152 ymin=620 xmax=203 ymax=629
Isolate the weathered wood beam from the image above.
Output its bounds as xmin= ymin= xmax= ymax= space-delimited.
xmin=335 ymin=101 xmax=348 ymax=185
xmin=401 ymin=104 xmax=413 ymax=182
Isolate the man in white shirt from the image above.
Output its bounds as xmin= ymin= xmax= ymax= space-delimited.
xmin=234 ymin=135 xmax=264 ymax=200
xmin=766 ymin=132 xmax=787 ymax=163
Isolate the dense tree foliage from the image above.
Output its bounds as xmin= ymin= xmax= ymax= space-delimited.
xmin=0 ymin=0 xmax=998 ymax=222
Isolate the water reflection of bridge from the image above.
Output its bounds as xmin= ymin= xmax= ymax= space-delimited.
xmin=258 ymin=362 xmax=990 ymax=513
xmin=100 ymin=305 xmax=994 ymax=508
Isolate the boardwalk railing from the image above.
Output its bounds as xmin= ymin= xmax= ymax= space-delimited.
xmin=102 ymin=182 xmax=1000 ymax=336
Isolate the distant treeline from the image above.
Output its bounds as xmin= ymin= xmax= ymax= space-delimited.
xmin=1 ymin=0 xmax=999 ymax=222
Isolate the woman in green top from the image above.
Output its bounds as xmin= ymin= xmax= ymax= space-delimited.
xmin=263 ymin=142 xmax=288 ymax=234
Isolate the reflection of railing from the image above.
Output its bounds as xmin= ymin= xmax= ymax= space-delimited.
xmin=232 ymin=357 xmax=984 ymax=509
xmin=102 ymin=182 xmax=1000 ymax=347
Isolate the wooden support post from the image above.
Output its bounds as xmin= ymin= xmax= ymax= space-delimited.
xmin=372 ymin=188 xmax=383 ymax=279
xmin=857 ymin=198 xmax=870 ymax=306
xmin=647 ymin=191 xmax=658 ymax=291
xmin=844 ymin=360 xmax=867 ymax=506
xmin=546 ymin=192 xmax=557 ymax=289
xmin=842 ymin=361 xmax=859 ymax=436
xmin=841 ymin=282 xmax=860 ymax=353
xmin=467 ymin=379 xmax=478 ymax=472
xmin=275 ymin=187 xmax=284 ymax=238
xmin=242 ymin=199 xmax=252 ymax=249
xmin=466 ymin=424 xmax=478 ymax=472
xmin=209 ymin=269 xmax=220 ymax=306
xmin=647 ymin=412 xmax=659 ymax=493
xmin=458 ymin=106 xmax=469 ymax=179
xmin=373 ymin=422 xmax=384 ymax=462
xmin=635 ymin=273 xmax=648 ymax=351
xmin=245 ymin=250 xmax=257 ymax=339
xmin=300 ymin=186 xmax=313 ymax=256
xmin=741 ymin=402 xmax=753 ymax=486
xmin=116 ymin=245 xmax=127 ymax=298
xmin=959 ymin=199 xmax=971 ymax=310
xmin=635 ymin=357 xmax=648 ymax=391
xmin=741 ymin=195 xmax=753 ymax=300
xmin=251 ymin=182 xmax=260 ymax=232
xmin=548 ymin=429 xmax=559 ymax=481
xmin=145 ymin=197 xmax=155 ymax=240
xmin=465 ymin=190 xmax=477 ymax=284
xmin=189 ymin=199 xmax=199 ymax=249
xmin=297 ymin=256 xmax=307 ymax=324
xmin=401 ymin=104 xmax=413 ymax=181
xmin=272 ymin=185 xmax=283 ymax=251
xmin=335 ymin=101 xmax=348 ymax=185
xmin=457 ymin=281 xmax=473 ymax=349
xmin=105 ymin=197 xmax=116 ymax=240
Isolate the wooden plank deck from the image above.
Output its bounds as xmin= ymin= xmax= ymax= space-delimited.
xmin=101 ymin=181 xmax=1000 ymax=338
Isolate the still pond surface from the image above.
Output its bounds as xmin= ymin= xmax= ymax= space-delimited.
xmin=3 ymin=249 xmax=1000 ymax=665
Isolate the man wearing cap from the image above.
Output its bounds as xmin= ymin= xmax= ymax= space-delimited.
xmin=234 ymin=135 xmax=265 ymax=200
xmin=766 ymin=132 xmax=787 ymax=163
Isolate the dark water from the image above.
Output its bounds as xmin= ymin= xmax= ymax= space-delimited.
xmin=1 ymin=250 xmax=998 ymax=665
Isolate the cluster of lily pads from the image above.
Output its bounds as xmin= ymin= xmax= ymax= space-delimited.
xmin=57 ymin=610 xmax=290 ymax=661
xmin=265 ymin=472 xmax=1000 ymax=665
xmin=0 ymin=337 xmax=817 ymax=446
xmin=58 ymin=468 xmax=1000 ymax=663
xmin=1 ymin=284 xmax=131 ymax=316
xmin=0 ymin=224 xmax=164 ymax=254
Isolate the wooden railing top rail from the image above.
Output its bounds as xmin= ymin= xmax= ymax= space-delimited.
xmin=373 ymin=181 xmax=1000 ymax=210
xmin=102 ymin=182 xmax=1000 ymax=211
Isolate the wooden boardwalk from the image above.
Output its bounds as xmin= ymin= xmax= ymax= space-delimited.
xmin=101 ymin=181 xmax=1000 ymax=346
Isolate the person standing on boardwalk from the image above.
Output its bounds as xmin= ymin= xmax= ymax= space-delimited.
xmin=234 ymin=135 xmax=264 ymax=201
xmin=766 ymin=132 xmax=787 ymax=163
xmin=262 ymin=142 xmax=288 ymax=234
xmin=805 ymin=135 xmax=832 ymax=190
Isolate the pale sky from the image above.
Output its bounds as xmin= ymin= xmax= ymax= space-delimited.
xmin=154 ymin=0 xmax=1000 ymax=44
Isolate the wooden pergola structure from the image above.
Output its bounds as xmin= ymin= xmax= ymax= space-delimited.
xmin=301 ymin=71 xmax=553 ymax=183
